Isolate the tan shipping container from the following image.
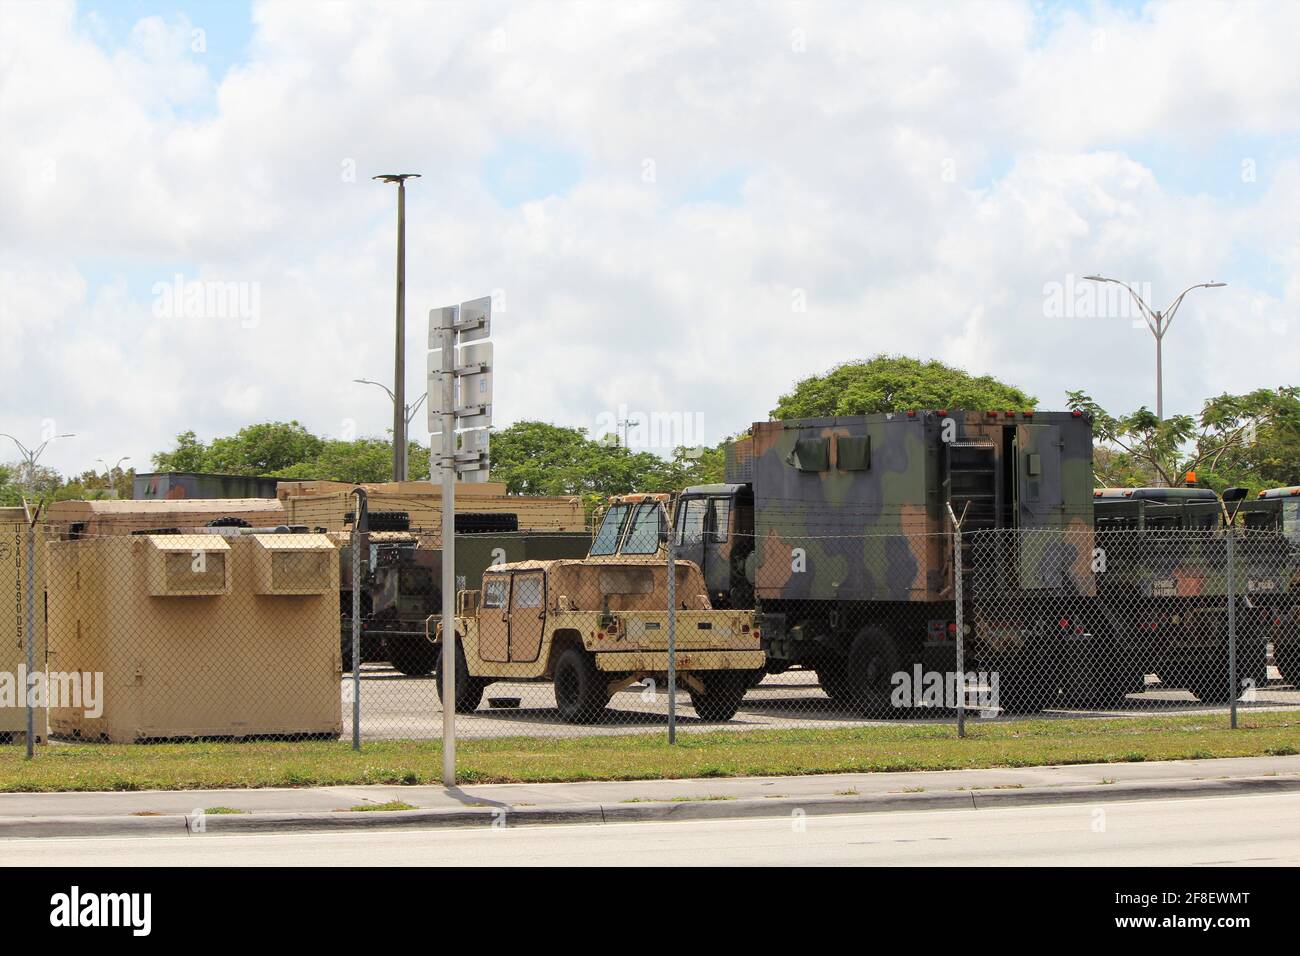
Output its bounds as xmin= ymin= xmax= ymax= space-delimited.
xmin=46 ymin=533 xmax=341 ymax=743
xmin=1 ymin=509 xmax=46 ymax=742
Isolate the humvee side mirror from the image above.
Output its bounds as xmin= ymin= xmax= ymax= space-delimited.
xmin=1222 ymin=487 xmax=1248 ymax=503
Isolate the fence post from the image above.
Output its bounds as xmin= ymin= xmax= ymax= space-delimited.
xmin=946 ymin=504 xmax=966 ymax=738
xmin=23 ymin=507 xmax=36 ymax=759
xmin=953 ymin=527 xmax=966 ymax=739
xmin=666 ymin=532 xmax=677 ymax=745
xmin=350 ymin=489 xmax=368 ymax=751
xmin=1226 ymin=523 xmax=1238 ymax=729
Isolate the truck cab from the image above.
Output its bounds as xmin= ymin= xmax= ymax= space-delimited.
xmin=671 ymin=484 xmax=754 ymax=608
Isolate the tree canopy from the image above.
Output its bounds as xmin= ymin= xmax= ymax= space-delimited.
xmin=1066 ymin=386 xmax=1300 ymax=493
xmin=772 ymin=355 xmax=1036 ymax=418
xmin=142 ymin=419 xmax=723 ymax=506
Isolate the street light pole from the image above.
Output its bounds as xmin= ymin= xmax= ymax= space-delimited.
xmin=617 ymin=417 xmax=639 ymax=449
xmin=374 ymin=173 xmax=421 ymax=483
xmin=95 ymin=456 xmax=131 ymax=498
xmin=1082 ymin=276 xmax=1227 ymax=421
xmin=1 ymin=432 xmax=76 ymax=497
xmin=353 ymin=378 xmax=428 ymax=473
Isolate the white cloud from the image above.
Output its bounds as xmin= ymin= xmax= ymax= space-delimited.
xmin=0 ymin=0 xmax=1296 ymax=477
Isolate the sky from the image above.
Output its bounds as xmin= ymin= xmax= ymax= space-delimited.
xmin=1 ymin=0 xmax=1297 ymax=478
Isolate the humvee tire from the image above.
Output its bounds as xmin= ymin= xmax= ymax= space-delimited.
xmin=687 ymin=670 xmax=748 ymax=721
xmin=436 ymin=641 xmax=486 ymax=713
xmin=553 ymin=647 xmax=609 ymax=724
xmin=387 ymin=635 xmax=437 ymax=677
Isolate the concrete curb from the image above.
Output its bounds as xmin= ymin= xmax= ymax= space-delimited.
xmin=2 ymin=774 xmax=1298 ymax=839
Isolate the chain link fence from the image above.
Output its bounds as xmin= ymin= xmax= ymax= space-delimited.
xmin=2 ymin=507 xmax=1298 ymax=752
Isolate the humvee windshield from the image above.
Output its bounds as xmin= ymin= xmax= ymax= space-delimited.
xmin=590 ymin=503 xmax=631 ymax=556
xmin=621 ymin=501 xmax=663 ymax=554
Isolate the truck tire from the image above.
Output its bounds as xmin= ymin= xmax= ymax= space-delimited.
xmin=844 ymin=626 xmax=902 ymax=716
xmin=387 ymin=636 xmax=438 ymax=676
xmin=815 ymin=659 xmax=853 ymax=705
xmin=553 ymin=647 xmax=608 ymax=724
xmin=340 ymin=624 xmax=358 ymax=674
xmin=436 ymin=641 xmax=485 ymax=713
xmin=688 ymin=670 xmax=749 ymax=722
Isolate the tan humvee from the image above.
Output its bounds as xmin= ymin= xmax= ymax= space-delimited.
xmin=435 ymin=558 xmax=763 ymax=723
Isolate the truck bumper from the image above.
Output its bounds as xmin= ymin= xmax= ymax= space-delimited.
xmin=593 ymin=650 xmax=765 ymax=672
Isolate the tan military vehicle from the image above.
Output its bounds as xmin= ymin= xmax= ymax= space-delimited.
xmin=436 ymin=555 xmax=763 ymax=723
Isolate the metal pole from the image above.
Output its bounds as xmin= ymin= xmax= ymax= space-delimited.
xmin=1154 ymin=319 xmax=1163 ymax=422
xmin=374 ymin=174 xmax=420 ymax=481
xmin=23 ymin=504 xmax=36 ymax=759
xmin=394 ymin=180 xmax=407 ymax=482
xmin=351 ymin=489 xmax=366 ymax=751
xmin=666 ymin=532 xmax=677 ymax=745
xmin=1226 ymin=524 xmax=1238 ymax=729
xmin=953 ymin=526 xmax=965 ymax=738
xmin=440 ymin=307 xmax=457 ymax=786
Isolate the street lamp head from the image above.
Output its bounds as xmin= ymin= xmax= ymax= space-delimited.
xmin=373 ymin=173 xmax=421 ymax=184
xmin=1082 ymin=275 xmax=1111 ymax=283
xmin=1204 ymin=281 xmax=1227 ymax=288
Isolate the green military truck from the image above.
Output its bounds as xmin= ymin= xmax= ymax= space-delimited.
xmin=1091 ymin=487 xmax=1272 ymax=702
xmin=587 ymin=412 xmax=1096 ymax=712
xmin=1232 ymin=486 xmax=1300 ymax=685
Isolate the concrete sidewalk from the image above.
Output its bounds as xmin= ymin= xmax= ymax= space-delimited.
xmin=2 ymin=755 xmax=1299 ymax=839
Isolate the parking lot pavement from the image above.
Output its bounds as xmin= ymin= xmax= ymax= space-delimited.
xmin=341 ymin=665 xmax=1300 ymax=740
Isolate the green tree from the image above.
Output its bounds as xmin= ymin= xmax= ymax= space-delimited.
xmin=1066 ymin=387 xmax=1300 ymax=492
xmin=772 ymin=355 xmax=1036 ymax=418
xmin=486 ymin=421 xmax=726 ymax=507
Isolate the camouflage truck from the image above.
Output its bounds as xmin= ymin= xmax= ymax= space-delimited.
xmin=670 ymin=411 xmax=1098 ymax=711
xmin=583 ymin=412 xmax=1095 ymax=711
xmin=437 ymin=556 xmax=763 ymax=723
xmin=338 ymin=512 xmax=591 ymax=674
xmin=1091 ymin=488 xmax=1271 ymax=701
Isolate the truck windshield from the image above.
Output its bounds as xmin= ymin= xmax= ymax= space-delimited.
xmin=1284 ymin=501 xmax=1300 ymax=544
xmin=622 ymin=502 xmax=663 ymax=554
xmin=675 ymin=497 xmax=707 ymax=545
xmin=590 ymin=503 xmax=630 ymax=556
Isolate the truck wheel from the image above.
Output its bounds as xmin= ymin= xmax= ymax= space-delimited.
xmin=815 ymin=660 xmax=852 ymax=705
xmin=688 ymin=671 xmax=749 ymax=722
xmin=844 ymin=626 xmax=902 ymax=715
xmin=387 ymin=637 xmax=438 ymax=677
xmin=553 ymin=647 xmax=608 ymax=724
xmin=436 ymin=641 xmax=485 ymax=713
xmin=340 ymin=629 xmax=353 ymax=673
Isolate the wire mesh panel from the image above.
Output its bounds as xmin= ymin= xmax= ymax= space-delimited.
xmin=4 ymin=508 xmax=1296 ymax=754
xmin=966 ymin=526 xmax=1299 ymax=716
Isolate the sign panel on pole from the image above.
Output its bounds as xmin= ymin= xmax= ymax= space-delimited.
xmin=455 ymin=296 xmax=491 ymax=343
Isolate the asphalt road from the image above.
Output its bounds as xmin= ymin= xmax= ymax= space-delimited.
xmin=344 ymin=665 xmax=1300 ymax=740
xmin=6 ymin=793 xmax=1298 ymax=866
